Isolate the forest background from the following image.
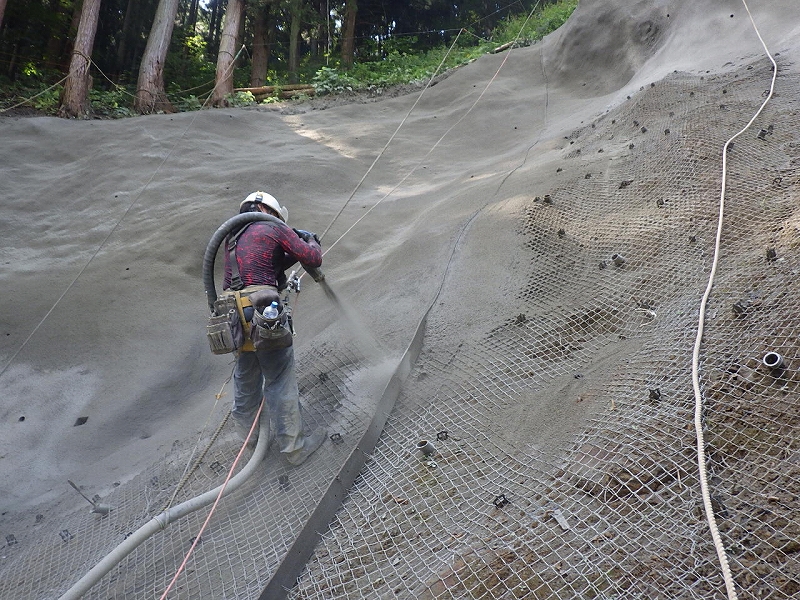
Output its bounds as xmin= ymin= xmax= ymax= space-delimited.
xmin=0 ymin=0 xmax=575 ymax=118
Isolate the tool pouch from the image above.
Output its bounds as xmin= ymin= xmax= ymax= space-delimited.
xmin=250 ymin=305 xmax=293 ymax=350
xmin=206 ymin=296 xmax=244 ymax=354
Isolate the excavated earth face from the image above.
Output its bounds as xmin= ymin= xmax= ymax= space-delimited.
xmin=1 ymin=1 xmax=799 ymax=599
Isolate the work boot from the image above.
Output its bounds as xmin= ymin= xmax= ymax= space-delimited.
xmin=285 ymin=427 xmax=327 ymax=466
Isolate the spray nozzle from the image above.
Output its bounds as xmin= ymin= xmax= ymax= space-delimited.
xmin=303 ymin=265 xmax=325 ymax=283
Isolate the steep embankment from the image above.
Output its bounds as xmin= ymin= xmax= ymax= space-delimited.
xmin=0 ymin=1 xmax=799 ymax=599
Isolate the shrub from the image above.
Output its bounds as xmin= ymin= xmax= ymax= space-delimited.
xmin=30 ymin=85 xmax=63 ymax=113
xmin=90 ymin=86 xmax=135 ymax=118
xmin=313 ymin=66 xmax=357 ymax=95
xmin=492 ymin=0 xmax=578 ymax=46
xmin=174 ymin=94 xmax=203 ymax=111
xmin=226 ymin=90 xmax=256 ymax=106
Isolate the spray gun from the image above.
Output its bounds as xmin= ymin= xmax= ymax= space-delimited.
xmin=293 ymin=228 xmax=326 ymax=283
xmin=303 ymin=264 xmax=325 ymax=282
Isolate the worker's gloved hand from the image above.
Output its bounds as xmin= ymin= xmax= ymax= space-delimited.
xmin=293 ymin=228 xmax=320 ymax=245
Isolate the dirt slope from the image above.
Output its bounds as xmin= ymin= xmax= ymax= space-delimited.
xmin=0 ymin=2 xmax=798 ymax=598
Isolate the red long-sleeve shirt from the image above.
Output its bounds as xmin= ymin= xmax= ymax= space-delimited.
xmin=223 ymin=221 xmax=322 ymax=290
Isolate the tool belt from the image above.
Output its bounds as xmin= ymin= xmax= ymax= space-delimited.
xmin=206 ymin=297 xmax=243 ymax=355
xmin=206 ymin=285 xmax=291 ymax=354
xmin=250 ymin=301 xmax=293 ymax=350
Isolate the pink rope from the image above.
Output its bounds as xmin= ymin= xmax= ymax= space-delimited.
xmin=159 ymin=396 xmax=265 ymax=600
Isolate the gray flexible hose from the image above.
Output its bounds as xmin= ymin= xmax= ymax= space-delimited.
xmin=58 ymin=423 xmax=270 ymax=600
xmin=63 ymin=209 xmax=327 ymax=598
xmin=202 ymin=212 xmax=285 ymax=310
xmin=203 ymin=211 xmax=325 ymax=309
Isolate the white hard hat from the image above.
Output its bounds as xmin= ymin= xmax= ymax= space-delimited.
xmin=240 ymin=191 xmax=288 ymax=222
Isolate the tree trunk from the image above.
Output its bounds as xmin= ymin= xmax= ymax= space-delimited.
xmin=211 ymin=0 xmax=245 ymax=106
xmin=309 ymin=0 xmax=323 ymax=58
xmin=235 ymin=83 xmax=313 ymax=93
xmin=341 ymin=0 xmax=357 ymax=70
xmin=287 ymin=0 xmax=301 ymax=84
xmin=236 ymin=4 xmax=246 ymax=50
xmin=134 ymin=0 xmax=180 ymax=114
xmin=45 ymin=0 xmax=68 ymax=66
xmin=253 ymin=88 xmax=314 ymax=100
xmin=55 ymin=0 xmax=84 ymax=71
xmin=249 ymin=2 xmax=272 ymax=88
xmin=58 ymin=0 xmax=102 ymax=118
xmin=209 ymin=0 xmax=222 ymax=56
xmin=6 ymin=42 xmax=19 ymax=78
xmin=0 ymin=0 xmax=7 ymax=33
xmin=185 ymin=0 xmax=199 ymax=33
xmin=115 ymin=0 xmax=135 ymax=74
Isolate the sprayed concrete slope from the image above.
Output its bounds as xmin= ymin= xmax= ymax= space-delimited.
xmin=0 ymin=0 xmax=799 ymax=598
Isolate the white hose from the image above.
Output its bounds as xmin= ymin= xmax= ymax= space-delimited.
xmin=691 ymin=3 xmax=777 ymax=600
xmin=58 ymin=422 xmax=270 ymax=600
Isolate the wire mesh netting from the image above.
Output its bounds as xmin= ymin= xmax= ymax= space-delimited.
xmin=0 ymin=336 xmax=378 ymax=600
xmin=291 ymin=62 xmax=800 ymax=600
xmin=1 ymin=45 xmax=799 ymax=600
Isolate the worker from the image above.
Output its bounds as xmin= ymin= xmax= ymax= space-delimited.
xmin=223 ymin=191 xmax=326 ymax=466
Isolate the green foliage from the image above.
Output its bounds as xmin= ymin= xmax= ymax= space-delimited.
xmin=15 ymin=61 xmax=63 ymax=95
xmin=345 ymin=46 xmax=449 ymax=89
xmin=380 ymin=35 xmax=422 ymax=58
xmin=165 ymin=33 xmax=216 ymax=96
xmin=312 ymin=66 xmax=357 ymax=95
xmin=185 ymin=33 xmax=207 ymax=57
xmin=491 ymin=0 xmax=578 ymax=46
xmin=0 ymin=0 xmax=578 ymax=116
xmin=22 ymin=62 xmax=43 ymax=80
xmin=312 ymin=0 xmax=577 ymax=96
xmin=353 ymin=50 xmax=430 ymax=86
xmin=30 ymin=86 xmax=63 ymax=113
xmin=226 ymin=91 xmax=257 ymax=107
xmin=174 ymin=95 xmax=203 ymax=111
xmin=0 ymin=78 xmax=62 ymax=115
xmin=89 ymin=86 xmax=136 ymax=118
